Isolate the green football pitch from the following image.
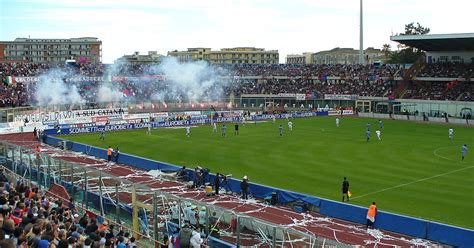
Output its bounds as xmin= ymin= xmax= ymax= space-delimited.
xmin=63 ymin=116 xmax=474 ymax=229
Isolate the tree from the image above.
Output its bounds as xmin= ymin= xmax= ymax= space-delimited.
xmin=403 ymin=22 xmax=430 ymax=35
xmin=382 ymin=44 xmax=391 ymax=60
xmin=388 ymin=23 xmax=430 ymax=64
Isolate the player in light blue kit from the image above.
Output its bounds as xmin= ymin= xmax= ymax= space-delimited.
xmin=366 ymin=130 xmax=371 ymax=142
xmin=279 ymin=124 xmax=283 ymax=136
xmin=461 ymin=144 xmax=468 ymax=161
xmin=378 ymin=120 xmax=383 ymax=129
xmin=221 ymin=124 xmax=227 ymax=137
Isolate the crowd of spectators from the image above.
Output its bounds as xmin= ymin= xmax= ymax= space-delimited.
xmin=224 ymin=63 xmax=399 ymax=78
xmin=403 ymin=81 xmax=473 ymax=101
xmin=0 ymin=62 xmax=473 ymax=108
xmin=0 ymin=169 xmax=139 ymax=248
xmin=418 ymin=62 xmax=474 ymax=78
xmin=233 ymin=78 xmax=391 ymax=98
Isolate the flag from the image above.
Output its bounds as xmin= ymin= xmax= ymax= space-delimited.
xmin=347 ymin=191 xmax=352 ymax=198
xmin=86 ymin=210 xmax=96 ymax=219
xmin=4 ymin=76 xmax=14 ymax=85
xmin=446 ymin=80 xmax=458 ymax=90
xmin=96 ymin=215 xmax=104 ymax=224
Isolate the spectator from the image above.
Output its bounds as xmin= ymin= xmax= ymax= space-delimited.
xmin=178 ymin=223 xmax=193 ymax=248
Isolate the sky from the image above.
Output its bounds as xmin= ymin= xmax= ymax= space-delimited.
xmin=1 ymin=0 xmax=473 ymax=63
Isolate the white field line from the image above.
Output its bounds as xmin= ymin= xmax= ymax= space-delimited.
xmin=351 ymin=165 xmax=474 ymax=200
xmin=433 ymin=146 xmax=466 ymax=163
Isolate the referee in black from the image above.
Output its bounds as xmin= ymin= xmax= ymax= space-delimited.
xmin=234 ymin=123 xmax=239 ymax=135
xmin=342 ymin=177 xmax=350 ymax=202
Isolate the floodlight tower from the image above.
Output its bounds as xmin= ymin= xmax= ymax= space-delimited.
xmin=359 ymin=0 xmax=364 ymax=64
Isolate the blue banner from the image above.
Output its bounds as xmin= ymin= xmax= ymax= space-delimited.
xmin=44 ymin=111 xmax=330 ymax=135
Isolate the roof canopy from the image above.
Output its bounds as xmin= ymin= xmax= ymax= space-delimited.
xmin=390 ymin=33 xmax=474 ymax=51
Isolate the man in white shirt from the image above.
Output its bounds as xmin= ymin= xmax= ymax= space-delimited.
xmin=190 ymin=227 xmax=203 ymax=248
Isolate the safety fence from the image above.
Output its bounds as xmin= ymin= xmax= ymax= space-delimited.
xmin=41 ymin=133 xmax=474 ymax=248
xmin=358 ymin=112 xmax=474 ymax=126
xmin=0 ymin=140 xmax=350 ymax=248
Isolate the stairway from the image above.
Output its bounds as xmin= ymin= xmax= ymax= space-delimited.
xmin=392 ymin=57 xmax=425 ymax=99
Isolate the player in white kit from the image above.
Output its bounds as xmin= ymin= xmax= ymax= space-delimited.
xmin=212 ymin=122 xmax=217 ymax=133
xmin=448 ymin=128 xmax=454 ymax=140
xmin=336 ymin=117 xmax=340 ymax=127
xmin=288 ymin=121 xmax=293 ymax=131
xmin=186 ymin=126 xmax=190 ymax=137
xmin=376 ymin=129 xmax=381 ymax=140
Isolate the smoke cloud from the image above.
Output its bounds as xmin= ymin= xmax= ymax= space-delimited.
xmin=34 ymin=69 xmax=85 ymax=106
xmin=148 ymin=57 xmax=230 ymax=103
xmin=30 ymin=57 xmax=232 ymax=106
xmin=96 ymin=83 xmax=124 ymax=103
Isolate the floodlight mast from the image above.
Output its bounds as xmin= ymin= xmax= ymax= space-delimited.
xmin=359 ymin=0 xmax=365 ymax=64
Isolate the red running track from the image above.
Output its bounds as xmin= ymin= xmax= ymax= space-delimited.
xmin=1 ymin=133 xmax=444 ymax=247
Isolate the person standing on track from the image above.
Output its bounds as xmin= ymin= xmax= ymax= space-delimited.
xmin=462 ymin=144 xmax=468 ymax=161
xmin=241 ymin=176 xmax=249 ymax=200
xmin=214 ymin=173 xmax=221 ymax=195
xmin=366 ymin=202 xmax=377 ymax=229
xmin=35 ymin=146 xmax=41 ymax=165
xmin=114 ymin=147 xmax=120 ymax=162
xmin=342 ymin=177 xmax=350 ymax=202
xmin=107 ymin=146 xmax=113 ymax=163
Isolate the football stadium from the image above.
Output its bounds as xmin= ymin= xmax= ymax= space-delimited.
xmin=1 ymin=1 xmax=474 ymax=247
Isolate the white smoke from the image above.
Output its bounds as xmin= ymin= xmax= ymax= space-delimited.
xmin=148 ymin=57 xmax=230 ymax=103
xmin=30 ymin=57 xmax=232 ymax=106
xmin=34 ymin=69 xmax=85 ymax=106
xmin=96 ymin=83 xmax=124 ymax=103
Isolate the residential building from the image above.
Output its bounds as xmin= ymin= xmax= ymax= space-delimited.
xmin=312 ymin=47 xmax=384 ymax=65
xmin=0 ymin=37 xmax=102 ymax=63
xmin=116 ymin=51 xmax=163 ymax=64
xmin=167 ymin=48 xmax=212 ymax=62
xmin=286 ymin=53 xmax=313 ymax=64
xmin=168 ymin=47 xmax=279 ymax=64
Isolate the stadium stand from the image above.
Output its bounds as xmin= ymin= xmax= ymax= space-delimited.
xmin=1 ymin=62 xmax=473 ymax=108
xmin=0 ymin=167 xmax=153 ymax=248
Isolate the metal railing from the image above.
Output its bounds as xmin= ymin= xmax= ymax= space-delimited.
xmin=0 ymin=140 xmax=352 ymax=247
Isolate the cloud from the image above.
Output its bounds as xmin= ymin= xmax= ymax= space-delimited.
xmin=2 ymin=0 xmax=474 ymax=63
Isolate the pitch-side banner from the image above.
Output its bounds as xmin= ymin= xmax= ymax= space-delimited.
xmin=15 ymin=108 xmax=128 ymax=123
xmin=44 ymin=111 xmax=358 ymax=135
xmin=11 ymin=75 xmax=167 ymax=83
xmin=324 ymin=94 xmax=358 ymax=100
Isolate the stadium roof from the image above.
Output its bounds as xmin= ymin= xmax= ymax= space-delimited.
xmin=390 ymin=33 xmax=474 ymax=51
